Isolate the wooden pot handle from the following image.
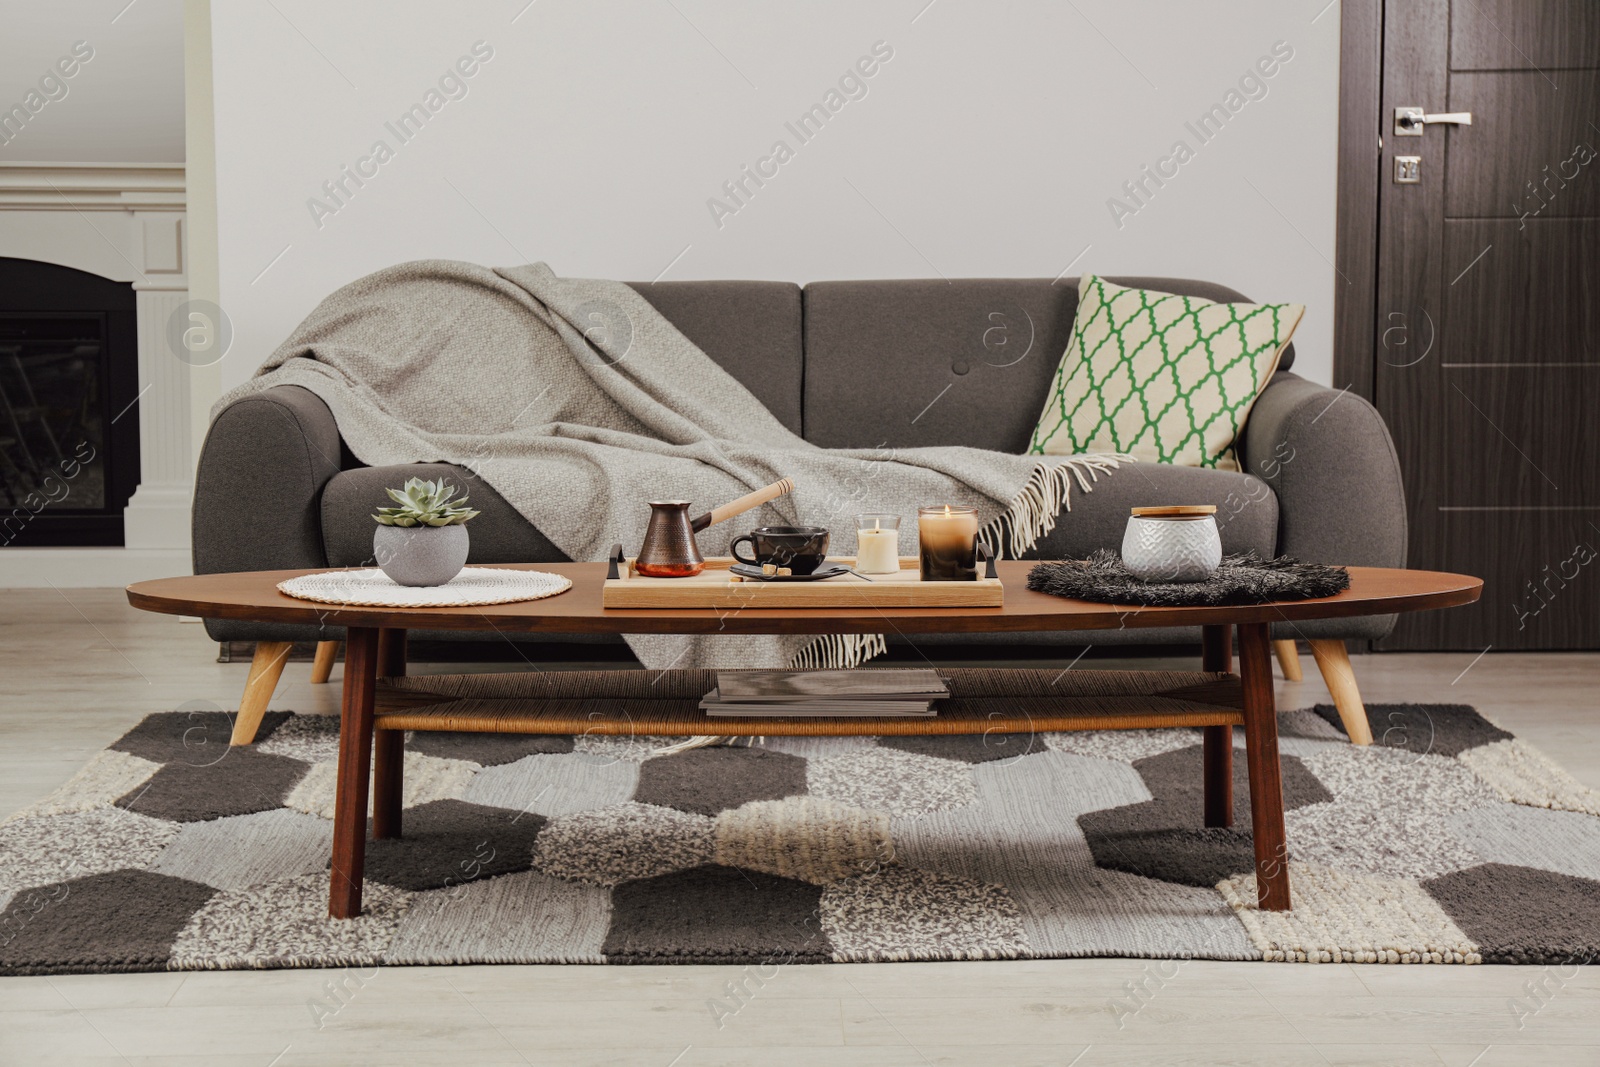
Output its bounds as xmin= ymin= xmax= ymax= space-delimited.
xmin=692 ymin=478 xmax=794 ymax=532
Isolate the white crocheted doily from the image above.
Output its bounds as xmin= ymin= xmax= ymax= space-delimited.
xmin=277 ymin=567 xmax=572 ymax=607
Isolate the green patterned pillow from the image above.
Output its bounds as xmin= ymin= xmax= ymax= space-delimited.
xmin=1029 ymin=275 xmax=1304 ymax=470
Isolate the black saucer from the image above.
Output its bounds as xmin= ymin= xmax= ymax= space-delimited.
xmin=729 ymin=562 xmax=853 ymax=582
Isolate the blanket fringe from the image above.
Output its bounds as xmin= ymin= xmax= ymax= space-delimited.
xmin=788 ymin=632 xmax=889 ymax=671
xmin=652 ymin=734 xmax=746 ymax=755
xmin=651 ymin=456 xmax=1120 ymax=755
xmin=784 ymin=454 xmax=1121 ymax=676
xmin=649 ymin=634 xmax=890 ymax=755
xmin=977 ymin=454 xmax=1122 ymax=561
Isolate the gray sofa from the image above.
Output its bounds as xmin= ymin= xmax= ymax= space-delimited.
xmin=194 ymin=275 xmax=1406 ymax=659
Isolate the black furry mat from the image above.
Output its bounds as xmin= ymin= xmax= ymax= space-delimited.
xmin=1027 ymin=550 xmax=1350 ymax=606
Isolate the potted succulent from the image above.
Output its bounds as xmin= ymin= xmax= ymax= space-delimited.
xmin=372 ymin=477 xmax=480 ymax=586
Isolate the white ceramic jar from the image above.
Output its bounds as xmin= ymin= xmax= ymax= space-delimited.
xmin=1120 ymin=509 xmax=1222 ymax=582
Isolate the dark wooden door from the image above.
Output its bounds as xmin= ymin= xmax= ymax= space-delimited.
xmin=1374 ymin=0 xmax=1600 ymax=650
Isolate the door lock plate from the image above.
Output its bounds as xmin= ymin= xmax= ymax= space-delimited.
xmin=1394 ymin=107 xmax=1426 ymax=136
xmin=1394 ymin=155 xmax=1422 ymax=184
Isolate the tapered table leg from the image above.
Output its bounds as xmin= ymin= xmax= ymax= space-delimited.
xmin=330 ymin=627 xmax=380 ymax=919
xmin=1201 ymin=624 xmax=1234 ymax=829
xmin=1238 ymin=621 xmax=1291 ymax=911
xmin=372 ymin=629 xmax=408 ymax=841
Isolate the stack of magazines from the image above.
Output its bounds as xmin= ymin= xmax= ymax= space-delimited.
xmin=700 ymin=669 xmax=949 ymax=717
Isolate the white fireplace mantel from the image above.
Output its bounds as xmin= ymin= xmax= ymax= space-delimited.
xmin=0 ymin=161 xmax=197 ymax=586
xmin=0 ymin=163 xmax=186 ymax=212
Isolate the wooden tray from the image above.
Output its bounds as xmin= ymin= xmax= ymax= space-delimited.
xmin=602 ymin=555 xmax=1004 ymax=609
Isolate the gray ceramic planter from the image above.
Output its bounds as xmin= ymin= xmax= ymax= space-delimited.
xmin=373 ymin=524 xmax=470 ymax=586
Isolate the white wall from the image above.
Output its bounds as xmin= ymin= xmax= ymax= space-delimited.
xmin=211 ymin=0 xmax=1342 ymax=393
xmin=0 ymin=0 xmax=184 ymax=163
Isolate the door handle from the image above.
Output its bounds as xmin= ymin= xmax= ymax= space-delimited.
xmin=1394 ymin=107 xmax=1473 ymax=136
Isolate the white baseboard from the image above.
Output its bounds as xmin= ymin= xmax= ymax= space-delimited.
xmin=0 ymin=548 xmax=191 ymax=588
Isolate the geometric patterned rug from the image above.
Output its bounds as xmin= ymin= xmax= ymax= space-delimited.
xmin=3 ymin=702 xmax=1599 ymax=975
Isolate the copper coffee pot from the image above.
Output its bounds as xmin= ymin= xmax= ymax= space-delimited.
xmin=634 ymin=478 xmax=794 ymax=577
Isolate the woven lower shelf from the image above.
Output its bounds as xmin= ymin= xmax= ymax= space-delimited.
xmin=373 ymin=667 xmax=1244 ymax=737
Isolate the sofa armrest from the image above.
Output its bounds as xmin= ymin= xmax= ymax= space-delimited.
xmin=1241 ymin=372 xmax=1408 ymax=569
xmin=193 ymin=385 xmax=343 ymax=575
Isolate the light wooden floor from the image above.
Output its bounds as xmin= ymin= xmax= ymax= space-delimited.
xmin=1 ymin=588 xmax=1596 ymax=1066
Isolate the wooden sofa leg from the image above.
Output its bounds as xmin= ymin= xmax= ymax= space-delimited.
xmin=1307 ymin=638 xmax=1373 ymax=745
xmin=1273 ymin=639 xmax=1303 ymax=682
xmin=311 ymin=640 xmax=338 ymax=684
xmin=232 ymin=640 xmax=293 ymax=745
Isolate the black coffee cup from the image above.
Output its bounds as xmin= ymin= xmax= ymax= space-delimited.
xmin=730 ymin=526 xmax=830 ymax=575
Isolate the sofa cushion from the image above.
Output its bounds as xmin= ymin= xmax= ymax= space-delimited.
xmin=1029 ymin=275 xmax=1302 ymax=470
xmin=321 ymin=463 xmax=567 ymax=568
xmin=801 ymin=276 xmax=1294 ymax=450
xmin=627 ymin=280 xmax=803 ymax=435
xmin=1022 ymin=462 xmax=1277 ymax=560
xmin=320 ymin=460 xmax=1276 ymax=571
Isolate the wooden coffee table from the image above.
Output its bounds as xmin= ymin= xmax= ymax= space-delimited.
xmin=126 ymin=562 xmax=1479 ymax=919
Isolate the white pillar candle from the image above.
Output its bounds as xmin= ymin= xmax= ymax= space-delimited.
xmin=855 ymin=513 xmax=903 ymax=575
xmin=856 ymin=527 xmax=900 ymax=574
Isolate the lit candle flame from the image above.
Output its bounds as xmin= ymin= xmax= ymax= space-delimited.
xmin=943 ymin=504 xmax=951 ymax=518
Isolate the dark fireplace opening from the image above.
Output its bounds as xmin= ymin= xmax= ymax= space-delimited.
xmin=0 ymin=258 xmax=139 ymax=547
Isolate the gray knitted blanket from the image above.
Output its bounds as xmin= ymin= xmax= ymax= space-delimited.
xmin=218 ymin=260 xmax=1119 ymax=670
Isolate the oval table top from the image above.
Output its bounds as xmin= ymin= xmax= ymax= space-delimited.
xmin=126 ymin=562 xmax=1482 ymax=636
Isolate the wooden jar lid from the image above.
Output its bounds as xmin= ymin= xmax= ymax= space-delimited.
xmin=1129 ymin=505 xmax=1218 ymax=519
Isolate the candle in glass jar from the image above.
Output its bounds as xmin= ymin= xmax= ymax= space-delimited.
xmin=855 ymin=513 xmax=901 ymax=574
xmin=918 ymin=504 xmax=979 ymax=581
